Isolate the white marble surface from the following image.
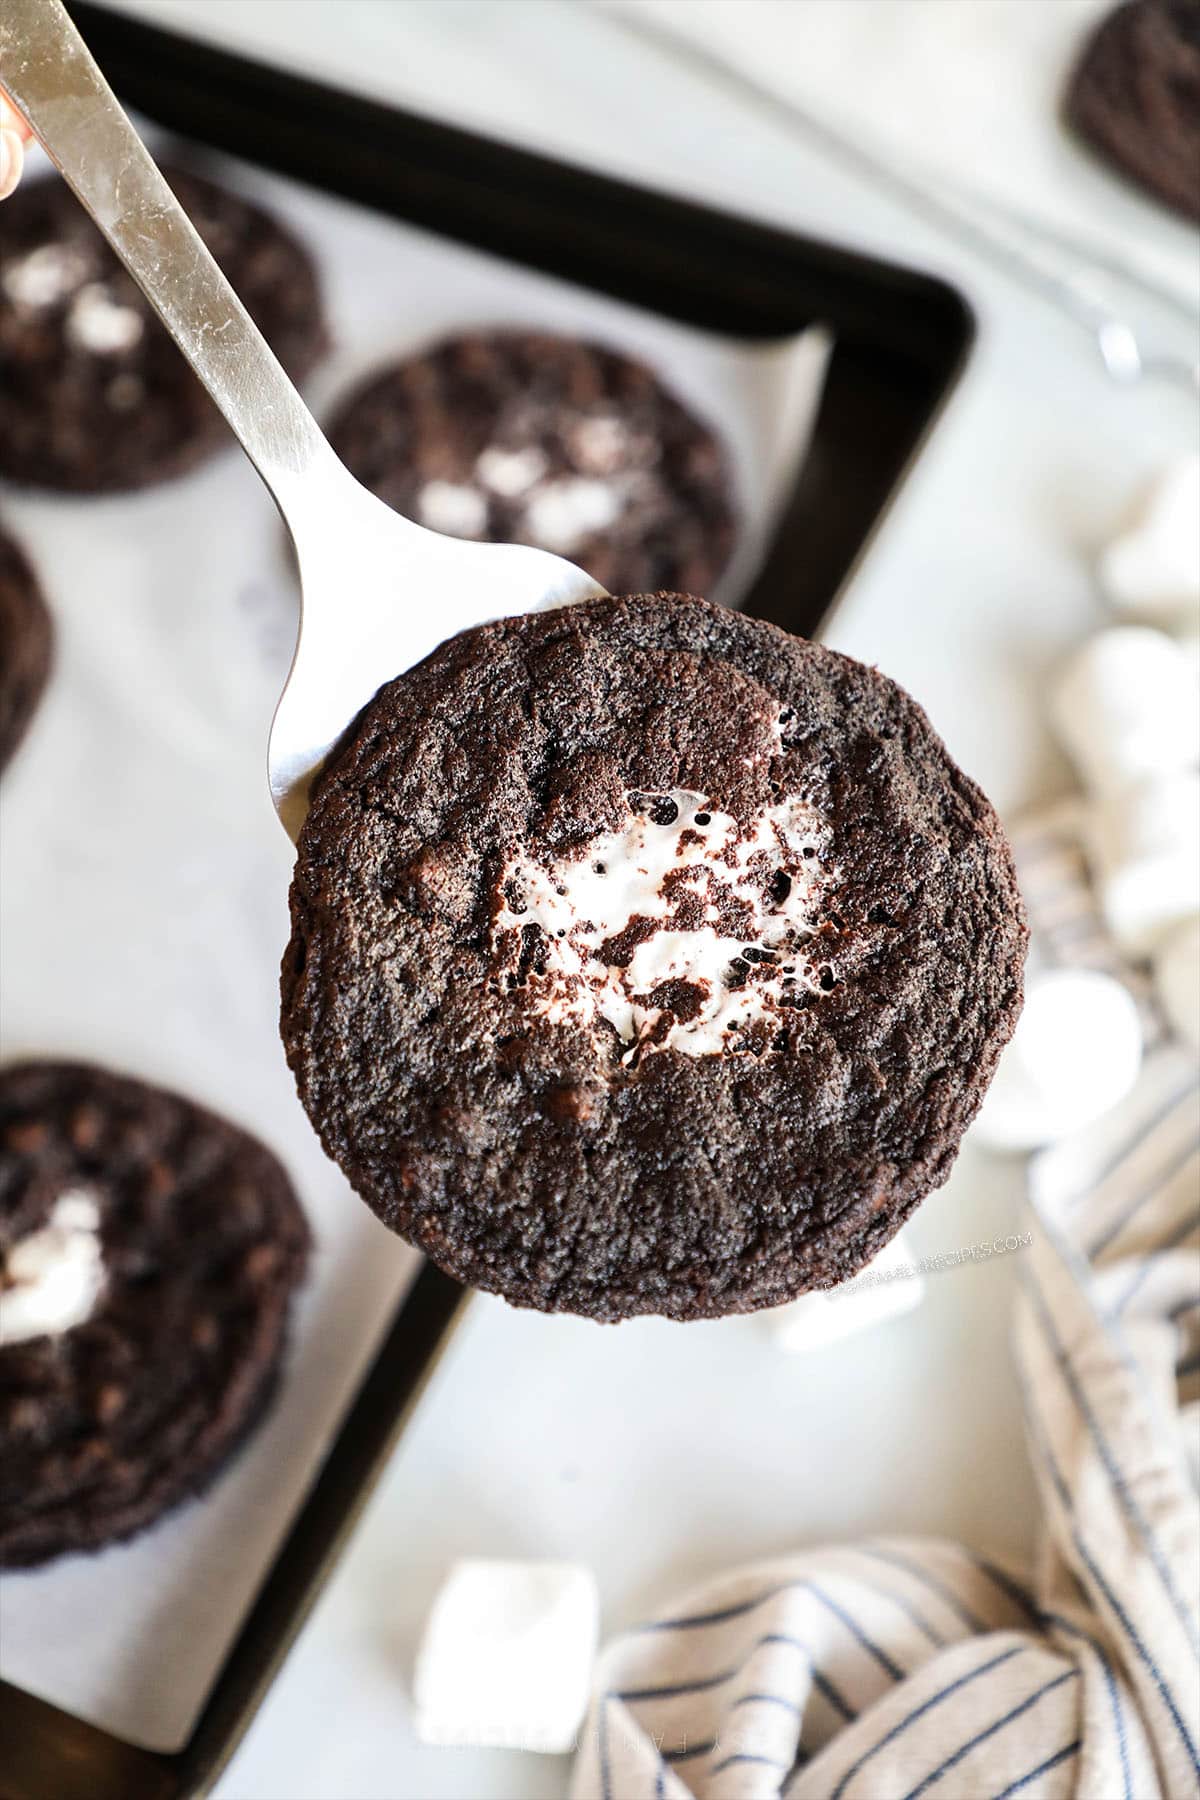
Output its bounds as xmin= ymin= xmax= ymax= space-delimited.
xmin=78 ymin=3 xmax=1200 ymax=1795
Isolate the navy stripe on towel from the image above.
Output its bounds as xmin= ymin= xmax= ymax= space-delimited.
xmin=1063 ymin=1079 xmax=1199 ymax=1211
xmin=710 ymin=1751 xmax=787 ymax=1776
xmin=1017 ymin=1369 xmax=1200 ymax=1777
xmin=616 ymin=1631 xmax=856 ymax=1723
xmin=1046 ymin=1613 xmax=1132 ymax=1800
xmin=992 ymin=1738 xmax=1082 ymax=1798
xmin=1087 ymin=1134 xmax=1200 ymax=1260
xmin=901 ymin=1667 xmax=1079 ymax=1800
xmin=785 ymin=1644 xmax=1024 ymax=1799
xmin=858 ymin=1544 xmax=988 ymax=1635
xmin=1025 ymin=1262 xmax=1200 ymax=1658
xmin=1109 ymin=1206 xmax=1200 ymax=1319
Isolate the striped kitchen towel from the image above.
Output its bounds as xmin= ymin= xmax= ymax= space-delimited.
xmin=571 ymin=810 xmax=1200 ymax=1799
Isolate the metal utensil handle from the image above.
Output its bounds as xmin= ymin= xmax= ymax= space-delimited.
xmin=1 ymin=0 xmax=337 ymax=506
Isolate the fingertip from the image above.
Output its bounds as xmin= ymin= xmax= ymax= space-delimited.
xmin=0 ymin=128 xmax=25 ymax=201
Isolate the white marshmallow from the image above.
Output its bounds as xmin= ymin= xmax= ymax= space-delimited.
xmin=417 ymin=480 xmax=488 ymax=538
xmin=494 ymin=787 xmax=830 ymax=1060
xmin=1051 ymin=627 xmax=1200 ymax=797
xmin=2 ymin=240 xmax=92 ymax=308
xmin=66 ymin=283 xmax=144 ymax=355
xmin=0 ymin=1191 xmax=105 ymax=1346
xmin=768 ymin=1231 xmax=924 ymax=1353
xmin=972 ymin=970 xmax=1143 ymax=1152
xmin=475 ymin=445 xmax=549 ymax=498
xmin=1100 ymin=456 xmax=1200 ymax=628
xmin=521 ymin=477 xmax=621 ymax=554
xmin=568 ymin=414 xmax=631 ymax=474
xmin=414 ymin=1560 xmax=599 ymax=1754
xmin=1153 ymin=916 xmax=1200 ymax=1052
xmin=1086 ymin=772 xmax=1200 ymax=957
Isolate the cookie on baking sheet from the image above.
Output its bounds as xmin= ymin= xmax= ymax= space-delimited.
xmin=0 ymin=1062 xmax=310 ymax=1567
xmin=1065 ymin=0 xmax=1200 ymax=220
xmin=325 ymin=331 xmax=738 ymax=597
xmin=0 ymin=525 xmax=52 ymax=775
xmin=281 ymin=592 xmax=1026 ymax=1323
xmin=0 ymin=167 xmax=329 ymax=494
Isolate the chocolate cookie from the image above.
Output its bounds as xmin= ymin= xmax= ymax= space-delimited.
xmin=0 ymin=167 xmax=329 ymax=493
xmin=281 ymin=593 xmax=1025 ymax=1323
xmin=1066 ymin=1 xmax=1200 ymax=220
xmin=325 ymin=332 xmax=737 ymax=596
xmin=0 ymin=525 xmax=52 ymax=775
xmin=0 ymin=1062 xmax=310 ymax=1567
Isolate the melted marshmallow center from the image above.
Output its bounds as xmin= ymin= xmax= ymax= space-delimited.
xmin=0 ymin=1190 xmax=106 ymax=1345
xmin=494 ymin=788 xmax=832 ymax=1060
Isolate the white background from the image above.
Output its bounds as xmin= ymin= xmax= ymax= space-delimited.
xmin=15 ymin=3 xmax=1200 ymax=1796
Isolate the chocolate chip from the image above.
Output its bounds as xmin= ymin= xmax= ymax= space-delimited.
xmin=191 ymin=1315 xmax=219 ymax=1351
xmin=3 ymin=1397 xmax=42 ymax=1436
xmin=69 ymin=1437 xmax=111 ymax=1477
xmin=68 ymin=1104 xmax=104 ymax=1152
xmin=516 ymin=921 xmax=550 ymax=982
xmin=645 ymin=978 xmax=704 ymax=1022
xmin=143 ymin=1160 xmax=175 ymax=1200
xmin=242 ymin=1243 xmax=282 ymax=1284
xmin=5 ymin=1120 xmax=47 ymax=1155
xmin=650 ymin=796 xmax=679 ymax=825
xmin=545 ymin=1085 xmax=596 ymax=1123
xmin=501 ymin=875 xmax=527 ymax=914
xmin=599 ymin=915 xmax=658 ymax=968
xmin=93 ymin=1383 xmax=126 ymax=1424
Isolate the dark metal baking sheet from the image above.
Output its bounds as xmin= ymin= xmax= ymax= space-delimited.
xmin=0 ymin=6 xmax=972 ymax=1795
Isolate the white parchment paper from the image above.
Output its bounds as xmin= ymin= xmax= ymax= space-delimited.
xmin=0 ymin=138 xmax=831 ymax=1751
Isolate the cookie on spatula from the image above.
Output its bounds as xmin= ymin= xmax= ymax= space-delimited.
xmin=282 ymin=593 xmax=1026 ymax=1321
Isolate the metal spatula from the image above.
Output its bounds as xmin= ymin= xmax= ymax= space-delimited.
xmin=2 ymin=0 xmax=606 ymax=838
